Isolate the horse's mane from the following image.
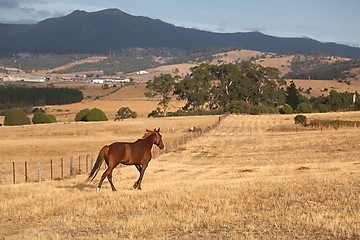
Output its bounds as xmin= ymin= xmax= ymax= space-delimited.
xmin=141 ymin=128 xmax=160 ymax=139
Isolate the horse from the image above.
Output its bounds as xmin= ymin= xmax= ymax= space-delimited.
xmin=87 ymin=128 xmax=164 ymax=191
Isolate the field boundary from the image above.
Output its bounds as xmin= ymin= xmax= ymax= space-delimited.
xmin=0 ymin=113 xmax=229 ymax=185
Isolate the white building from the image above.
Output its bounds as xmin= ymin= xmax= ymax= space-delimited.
xmin=91 ymin=78 xmax=132 ymax=84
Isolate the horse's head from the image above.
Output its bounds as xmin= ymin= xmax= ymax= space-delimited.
xmin=144 ymin=128 xmax=164 ymax=150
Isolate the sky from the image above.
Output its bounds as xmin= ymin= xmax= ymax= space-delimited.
xmin=0 ymin=0 xmax=359 ymax=47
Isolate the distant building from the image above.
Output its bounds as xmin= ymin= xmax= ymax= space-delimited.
xmin=91 ymin=78 xmax=133 ymax=84
xmin=2 ymin=75 xmax=49 ymax=82
xmin=92 ymin=79 xmax=105 ymax=84
xmin=136 ymin=70 xmax=148 ymax=75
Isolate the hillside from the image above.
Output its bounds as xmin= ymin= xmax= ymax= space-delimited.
xmin=1 ymin=9 xmax=360 ymax=58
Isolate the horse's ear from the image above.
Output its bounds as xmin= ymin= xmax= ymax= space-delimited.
xmin=146 ymin=128 xmax=151 ymax=132
xmin=157 ymin=128 xmax=160 ymax=132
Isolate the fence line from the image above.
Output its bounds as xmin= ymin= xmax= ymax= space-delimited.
xmin=0 ymin=113 xmax=229 ymax=185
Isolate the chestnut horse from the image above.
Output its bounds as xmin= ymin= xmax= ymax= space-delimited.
xmin=87 ymin=128 xmax=164 ymax=191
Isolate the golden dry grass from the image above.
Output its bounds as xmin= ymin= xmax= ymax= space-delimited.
xmin=287 ymin=79 xmax=360 ymax=98
xmin=0 ymin=116 xmax=219 ymax=164
xmin=1 ymin=112 xmax=359 ymax=239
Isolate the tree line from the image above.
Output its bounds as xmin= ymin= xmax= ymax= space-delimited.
xmin=0 ymin=85 xmax=83 ymax=115
xmin=145 ymin=62 xmax=360 ymax=116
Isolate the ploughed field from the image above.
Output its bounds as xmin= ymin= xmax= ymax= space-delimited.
xmin=0 ymin=112 xmax=359 ymax=239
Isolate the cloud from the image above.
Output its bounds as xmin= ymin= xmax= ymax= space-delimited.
xmin=0 ymin=0 xmax=21 ymax=8
xmin=0 ymin=0 xmax=53 ymax=23
xmin=242 ymin=27 xmax=267 ymax=33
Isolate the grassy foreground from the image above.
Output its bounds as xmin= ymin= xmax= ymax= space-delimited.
xmin=1 ymin=114 xmax=359 ymax=239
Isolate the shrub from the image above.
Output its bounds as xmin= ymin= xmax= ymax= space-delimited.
xmin=279 ymin=104 xmax=294 ymax=114
xmin=75 ymin=108 xmax=91 ymax=121
xmin=32 ymin=107 xmax=45 ymax=114
xmin=297 ymin=103 xmax=313 ymax=113
xmin=75 ymin=108 xmax=108 ymax=122
xmin=250 ymin=105 xmax=262 ymax=115
xmin=316 ymin=104 xmax=328 ymax=113
xmin=294 ymin=115 xmax=308 ymax=126
xmin=115 ymin=107 xmax=137 ymax=120
xmin=267 ymin=107 xmax=279 ymax=114
xmin=148 ymin=107 xmax=164 ymax=118
xmin=4 ymin=108 xmax=31 ymax=126
xmin=85 ymin=108 xmax=108 ymax=122
xmin=225 ymin=101 xmax=251 ymax=114
xmin=32 ymin=112 xmax=57 ymax=124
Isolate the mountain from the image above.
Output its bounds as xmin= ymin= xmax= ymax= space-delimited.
xmin=1 ymin=8 xmax=360 ymax=58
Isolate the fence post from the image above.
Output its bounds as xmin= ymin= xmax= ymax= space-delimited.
xmin=25 ymin=161 xmax=28 ymax=182
xmin=37 ymin=161 xmax=41 ymax=182
xmin=70 ymin=157 xmax=73 ymax=176
xmin=61 ymin=158 xmax=64 ymax=179
xmin=78 ymin=156 xmax=81 ymax=175
xmin=86 ymin=155 xmax=89 ymax=173
xmin=50 ymin=159 xmax=53 ymax=180
xmin=12 ymin=162 xmax=15 ymax=184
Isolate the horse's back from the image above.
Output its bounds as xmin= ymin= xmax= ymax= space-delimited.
xmin=107 ymin=139 xmax=150 ymax=165
xmin=107 ymin=142 xmax=127 ymax=164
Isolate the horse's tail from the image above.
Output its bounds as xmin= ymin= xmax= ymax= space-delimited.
xmin=87 ymin=145 xmax=109 ymax=183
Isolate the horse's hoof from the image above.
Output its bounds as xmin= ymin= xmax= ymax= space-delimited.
xmin=96 ymin=187 xmax=100 ymax=192
xmin=133 ymin=182 xmax=138 ymax=189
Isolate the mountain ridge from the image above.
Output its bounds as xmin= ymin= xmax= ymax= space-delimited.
xmin=1 ymin=8 xmax=360 ymax=58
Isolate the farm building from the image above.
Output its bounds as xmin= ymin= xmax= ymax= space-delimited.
xmin=91 ymin=78 xmax=133 ymax=84
xmin=2 ymin=75 xmax=49 ymax=82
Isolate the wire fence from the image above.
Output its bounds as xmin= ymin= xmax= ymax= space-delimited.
xmin=0 ymin=113 xmax=229 ymax=185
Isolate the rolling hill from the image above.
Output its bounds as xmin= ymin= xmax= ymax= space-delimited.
xmin=1 ymin=8 xmax=360 ymax=58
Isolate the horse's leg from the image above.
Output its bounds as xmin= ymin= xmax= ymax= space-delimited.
xmin=97 ymin=170 xmax=107 ymax=191
xmin=135 ymin=163 xmax=148 ymax=190
xmin=133 ymin=164 xmax=142 ymax=189
xmin=107 ymin=169 xmax=117 ymax=191
xmin=97 ymin=166 xmax=114 ymax=191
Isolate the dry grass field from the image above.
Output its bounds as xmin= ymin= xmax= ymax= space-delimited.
xmin=1 ymin=50 xmax=360 ymax=239
xmin=1 ymin=112 xmax=359 ymax=239
xmin=286 ymin=79 xmax=360 ymax=98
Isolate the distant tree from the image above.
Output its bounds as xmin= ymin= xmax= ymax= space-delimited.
xmin=174 ymin=62 xmax=285 ymax=112
xmin=0 ymin=85 xmax=83 ymax=107
xmin=294 ymin=115 xmax=308 ymax=125
xmin=32 ymin=107 xmax=45 ymax=114
xmin=4 ymin=108 xmax=31 ymax=126
xmin=75 ymin=108 xmax=91 ymax=121
xmin=147 ymin=107 xmax=164 ymax=118
xmin=32 ymin=112 xmax=57 ymax=124
xmin=316 ymin=104 xmax=329 ymax=113
xmin=75 ymin=108 xmax=108 ymax=122
xmin=212 ymin=62 xmax=283 ymax=108
xmin=174 ymin=63 xmax=214 ymax=110
xmin=297 ymin=102 xmax=313 ymax=113
xmin=224 ymin=101 xmax=251 ymax=114
xmin=115 ymin=107 xmax=137 ymax=120
xmin=279 ymin=104 xmax=294 ymax=114
xmin=285 ymin=81 xmax=301 ymax=110
xmin=83 ymin=108 xmax=108 ymax=122
xmin=145 ymin=74 xmax=179 ymax=116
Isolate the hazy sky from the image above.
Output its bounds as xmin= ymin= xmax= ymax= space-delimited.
xmin=0 ymin=0 xmax=359 ymax=47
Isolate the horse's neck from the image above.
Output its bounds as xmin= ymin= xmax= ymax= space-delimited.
xmin=138 ymin=133 xmax=155 ymax=148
